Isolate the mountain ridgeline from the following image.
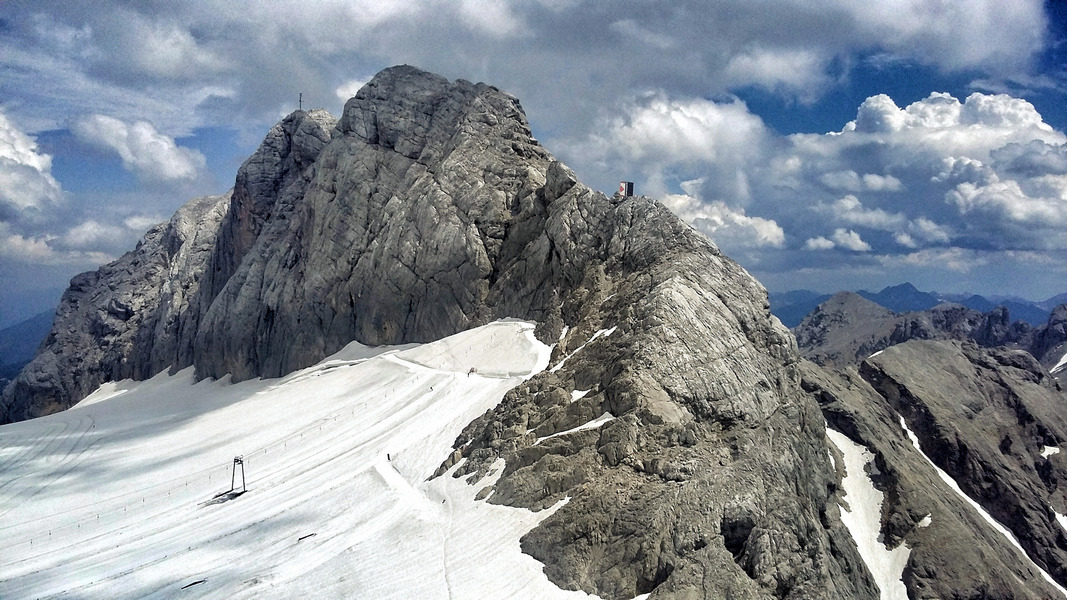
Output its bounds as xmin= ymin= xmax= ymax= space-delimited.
xmin=3 ymin=66 xmax=1067 ymax=598
xmin=794 ymin=291 xmax=1067 ymax=375
xmin=0 ymin=66 xmax=876 ymax=598
xmin=771 ymin=282 xmax=1062 ymax=328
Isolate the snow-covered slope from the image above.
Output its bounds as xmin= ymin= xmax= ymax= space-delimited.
xmin=825 ymin=429 xmax=909 ymax=600
xmin=0 ymin=321 xmax=598 ymax=599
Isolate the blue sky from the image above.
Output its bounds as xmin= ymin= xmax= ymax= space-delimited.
xmin=1 ymin=1 xmax=1066 ymax=326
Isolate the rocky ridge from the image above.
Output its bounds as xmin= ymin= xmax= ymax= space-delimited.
xmin=1 ymin=66 xmax=881 ymax=598
xmin=1 ymin=192 xmax=229 ymax=422
xmin=792 ymin=291 xmax=1067 ymax=372
xmin=803 ymin=340 xmax=1067 ymax=598
xmin=5 ymin=65 xmax=1067 ymax=598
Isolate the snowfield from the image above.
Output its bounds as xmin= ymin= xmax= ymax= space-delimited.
xmin=1052 ymin=350 xmax=1067 ymax=375
xmin=0 ymin=321 xmax=600 ymax=599
xmin=825 ymin=428 xmax=909 ymax=600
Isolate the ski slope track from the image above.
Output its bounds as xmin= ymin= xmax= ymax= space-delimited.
xmin=0 ymin=321 xmax=601 ymax=599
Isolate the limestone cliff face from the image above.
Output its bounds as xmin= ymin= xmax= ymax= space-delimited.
xmin=0 ymin=192 xmax=229 ymax=422
xmin=203 ymin=108 xmax=337 ymax=311
xmin=0 ymin=66 xmax=880 ymax=598
xmin=194 ymin=68 xmax=556 ymax=381
xmin=804 ymin=340 xmax=1067 ymax=598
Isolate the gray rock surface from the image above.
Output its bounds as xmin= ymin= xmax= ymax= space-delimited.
xmin=803 ymin=340 xmax=1067 ymax=598
xmin=1 ymin=192 xmax=229 ymax=422
xmin=1033 ymin=304 xmax=1067 ymax=381
xmin=794 ymin=291 xmax=1036 ymax=368
xmin=11 ymin=64 xmax=1063 ymax=599
xmin=1 ymin=66 xmax=881 ymax=598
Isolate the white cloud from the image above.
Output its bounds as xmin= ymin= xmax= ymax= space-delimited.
xmin=837 ymin=1 xmax=1045 ymax=74
xmin=813 ymin=195 xmax=952 ymax=249
xmin=804 ymin=236 xmax=836 ymax=251
xmin=571 ymin=87 xmax=1065 ymax=283
xmin=123 ymin=214 xmax=164 ymax=232
xmin=336 ymin=78 xmax=370 ymax=102
xmin=947 ymin=177 xmax=1067 ymax=230
xmin=802 ymin=230 xmax=872 ymax=252
xmin=826 ymin=195 xmax=906 ymax=230
xmin=63 ymin=219 xmax=125 ymax=249
xmin=0 ymin=0 xmax=1059 ymax=301
xmin=907 ymin=217 xmax=951 ymax=244
xmin=0 ymin=223 xmax=111 ymax=266
xmin=104 ymin=9 xmax=230 ymax=81
xmin=832 ymin=228 xmax=872 ymax=252
xmin=723 ymin=48 xmax=828 ymax=97
xmin=0 ymin=110 xmax=64 ymax=215
xmin=457 ymin=0 xmax=524 ymax=38
xmin=820 ymin=171 xmax=903 ymax=192
xmin=592 ymin=93 xmax=769 ymax=167
xmin=780 ymin=91 xmax=1067 ymax=253
xmin=881 ymin=247 xmax=989 ymax=273
xmin=72 ymin=115 xmax=206 ymax=182
xmin=662 ymin=190 xmax=784 ymax=249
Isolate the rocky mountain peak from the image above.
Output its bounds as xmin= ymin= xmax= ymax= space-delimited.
xmin=2 ymin=65 xmax=881 ymax=598
xmin=14 ymin=65 xmax=1067 ymax=599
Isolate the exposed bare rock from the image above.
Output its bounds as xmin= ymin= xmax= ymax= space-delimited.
xmin=1033 ymin=305 xmax=1067 ymax=381
xmin=793 ymin=292 xmax=896 ymax=367
xmin=194 ymin=66 xmax=556 ymax=380
xmin=802 ymin=339 xmax=1067 ymax=598
xmin=1 ymin=192 xmax=230 ymax=422
xmin=2 ymin=66 xmax=880 ymax=599
xmin=203 ymin=108 xmax=337 ymax=308
xmin=795 ymin=292 xmax=1035 ymax=367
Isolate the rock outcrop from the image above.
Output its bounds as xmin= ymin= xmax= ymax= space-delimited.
xmin=794 ymin=291 xmax=1039 ymax=368
xmin=803 ymin=340 xmax=1067 ymax=598
xmin=1 ymin=192 xmax=229 ymax=422
xmin=7 ymin=64 xmax=1067 ymax=598
xmin=1033 ymin=305 xmax=1067 ymax=381
xmin=2 ymin=65 xmax=882 ymax=598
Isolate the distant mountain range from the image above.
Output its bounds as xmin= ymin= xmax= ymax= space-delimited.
xmin=0 ymin=311 xmax=53 ymax=382
xmin=770 ymin=282 xmax=1065 ymax=328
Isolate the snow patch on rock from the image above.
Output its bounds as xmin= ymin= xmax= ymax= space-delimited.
xmin=550 ymin=326 xmax=617 ymax=373
xmin=535 ymin=413 xmax=616 ymax=445
xmin=826 ymin=428 xmax=910 ymax=600
xmin=899 ymin=415 xmax=1067 ymax=598
xmin=1052 ymin=350 xmax=1067 ymax=374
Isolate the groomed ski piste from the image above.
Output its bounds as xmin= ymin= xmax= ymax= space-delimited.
xmin=0 ymin=320 xmax=603 ymax=599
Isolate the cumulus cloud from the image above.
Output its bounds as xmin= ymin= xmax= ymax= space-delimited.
xmin=780 ymin=91 xmax=1066 ymax=254
xmin=722 ymin=48 xmax=828 ymax=97
xmin=804 ymin=236 xmax=835 ymax=251
xmin=0 ymin=222 xmax=111 ymax=266
xmin=0 ymin=0 xmax=1060 ymax=300
xmin=62 ymin=219 xmax=125 ymax=249
xmin=573 ymin=87 xmax=1065 ymax=296
xmin=819 ymin=171 xmax=904 ymax=193
xmin=662 ymin=188 xmax=784 ymax=250
xmin=1 ymin=0 xmax=1049 ymax=140
xmin=591 ymin=93 xmax=769 ymax=167
xmin=0 ymin=214 xmax=162 ymax=267
xmin=72 ymin=115 xmax=206 ymax=181
xmin=832 ymin=228 xmax=872 ymax=252
xmin=805 ymin=229 xmax=872 ymax=252
xmin=336 ymin=78 xmax=370 ymax=102
xmin=570 ymin=93 xmax=771 ymax=208
xmin=0 ymin=110 xmax=64 ymax=218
